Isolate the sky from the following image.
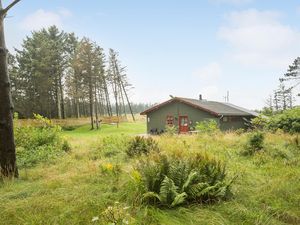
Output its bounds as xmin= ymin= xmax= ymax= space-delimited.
xmin=4 ymin=0 xmax=300 ymax=110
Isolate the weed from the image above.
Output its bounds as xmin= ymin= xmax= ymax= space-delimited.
xmin=195 ymin=119 xmax=219 ymax=133
xmin=126 ymin=136 xmax=160 ymax=157
xmin=242 ymin=131 xmax=265 ymax=156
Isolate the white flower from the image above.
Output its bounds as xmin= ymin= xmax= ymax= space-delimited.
xmin=91 ymin=216 xmax=99 ymax=222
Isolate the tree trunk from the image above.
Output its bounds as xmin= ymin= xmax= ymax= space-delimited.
xmin=74 ymin=78 xmax=80 ymax=118
xmin=94 ymin=80 xmax=99 ymax=129
xmin=103 ymin=79 xmax=112 ymax=116
xmin=88 ymin=75 xmax=94 ymax=129
xmin=56 ymin=78 xmax=62 ymax=119
xmin=59 ymin=74 xmax=65 ymax=119
xmin=0 ymin=7 xmax=18 ymax=177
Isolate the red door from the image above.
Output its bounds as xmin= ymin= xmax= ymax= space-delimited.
xmin=179 ymin=116 xmax=189 ymax=133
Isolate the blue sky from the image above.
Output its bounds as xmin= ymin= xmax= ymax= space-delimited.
xmin=4 ymin=0 xmax=300 ymax=109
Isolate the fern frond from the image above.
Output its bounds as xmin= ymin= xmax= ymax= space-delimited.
xmin=159 ymin=176 xmax=179 ymax=204
xmin=187 ymin=182 xmax=209 ymax=198
xmin=142 ymin=191 xmax=161 ymax=202
xmin=181 ymin=171 xmax=198 ymax=192
xmin=171 ymin=192 xmax=187 ymax=207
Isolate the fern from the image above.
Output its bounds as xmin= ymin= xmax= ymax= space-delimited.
xmin=171 ymin=192 xmax=187 ymax=207
xmin=159 ymin=176 xmax=179 ymax=205
xmin=136 ymin=152 xmax=235 ymax=208
xmin=181 ymin=171 xmax=198 ymax=192
xmin=143 ymin=192 xmax=162 ymax=203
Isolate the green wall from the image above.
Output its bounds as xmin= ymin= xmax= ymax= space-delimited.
xmin=146 ymin=101 xmax=252 ymax=133
xmin=146 ymin=101 xmax=216 ymax=133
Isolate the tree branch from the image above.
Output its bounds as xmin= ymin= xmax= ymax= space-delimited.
xmin=1 ymin=0 xmax=21 ymax=16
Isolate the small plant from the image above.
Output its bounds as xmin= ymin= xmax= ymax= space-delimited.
xmin=100 ymin=162 xmax=122 ymax=176
xmin=61 ymin=125 xmax=77 ymax=131
xmin=164 ymin=125 xmax=178 ymax=136
xmin=235 ymin=128 xmax=245 ymax=135
xmin=134 ymin=152 xmax=235 ymax=208
xmin=99 ymin=202 xmax=134 ymax=225
xmin=126 ymin=136 xmax=160 ymax=157
xmin=62 ymin=140 xmax=71 ymax=152
xmin=195 ymin=119 xmax=219 ymax=133
xmin=90 ymin=135 xmax=130 ymax=160
xmin=242 ymin=131 xmax=265 ymax=156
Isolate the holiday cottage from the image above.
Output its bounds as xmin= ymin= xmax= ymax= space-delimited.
xmin=140 ymin=96 xmax=259 ymax=134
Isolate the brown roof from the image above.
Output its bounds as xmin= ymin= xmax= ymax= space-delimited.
xmin=140 ymin=97 xmax=259 ymax=117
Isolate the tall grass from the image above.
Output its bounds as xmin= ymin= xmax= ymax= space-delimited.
xmin=0 ymin=122 xmax=299 ymax=224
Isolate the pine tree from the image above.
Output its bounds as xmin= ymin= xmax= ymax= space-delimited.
xmin=281 ymin=57 xmax=300 ymax=96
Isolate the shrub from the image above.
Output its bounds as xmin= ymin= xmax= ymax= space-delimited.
xmin=251 ymin=115 xmax=269 ymax=130
xmin=251 ymin=108 xmax=300 ymax=133
xmin=134 ymin=152 xmax=235 ymax=208
xmin=14 ymin=114 xmax=70 ymax=168
xmin=195 ymin=119 xmax=219 ymax=133
xmin=164 ymin=125 xmax=178 ymax=136
xmin=264 ymin=107 xmax=300 ymax=133
xmin=235 ymin=128 xmax=245 ymax=135
xmin=126 ymin=136 xmax=160 ymax=157
xmin=242 ymin=132 xmax=264 ymax=156
xmin=61 ymin=125 xmax=77 ymax=131
xmin=90 ymin=135 xmax=130 ymax=160
xmin=100 ymin=202 xmax=134 ymax=224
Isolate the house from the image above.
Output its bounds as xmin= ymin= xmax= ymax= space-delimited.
xmin=140 ymin=96 xmax=259 ymax=134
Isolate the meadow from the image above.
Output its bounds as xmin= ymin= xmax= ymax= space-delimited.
xmin=0 ymin=121 xmax=300 ymax=225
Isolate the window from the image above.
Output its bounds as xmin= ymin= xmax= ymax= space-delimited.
xmin=181 ymin=117 xmax=188 ymax=126
xmin=223 ymin=116 xmax=241 ymax=122
xmin=166 ymin=115 xmax=174 ymax=126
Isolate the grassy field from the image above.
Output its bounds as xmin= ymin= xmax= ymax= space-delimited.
xmin=1 ymin=122 xmax=300 ymax=225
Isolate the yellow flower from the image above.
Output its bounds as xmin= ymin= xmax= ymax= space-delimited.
xmin=105 ymin=163 xmax=113 ymax=170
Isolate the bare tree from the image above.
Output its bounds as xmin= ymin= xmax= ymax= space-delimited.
xmin=0 ymin=0 xmax=21 ymax=178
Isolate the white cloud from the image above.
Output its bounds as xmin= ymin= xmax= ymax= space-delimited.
xmin=218 ymin=9 xmax=300 ymax=69
xmin=193 ymin=62 xmax=222 ymax=82
xmin=210 ymin=0 xmax=253 ymax=5
xmin=21 ymin=9 xmax=71 ymax=31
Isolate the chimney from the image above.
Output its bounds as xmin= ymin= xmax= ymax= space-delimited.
xmin=199 ymin=94 xmax=202 ymax=101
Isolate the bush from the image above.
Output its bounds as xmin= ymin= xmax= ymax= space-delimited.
xmin=164 ymin=125 xmax=178 ymax=136
xmin=242 ymin=132 xmax=264 ymax=156
xmin=251 ymin=115 xmax=269 ymax=130
xmin=195 ymin=119 xmax=219 ymax=133
xmin=90 ymin=135 xmax=130 ymax=160
xmin=61 ymin=125 xmax=77 ymax=131
xmin=14 ymin=114 xmax=70 ymax=168
xmin=251 ymin=108 xmax=300 ymax=134
xmin=235 ymin=128 xmax=245 ymax=135
xmin=100 ymin=202 xmax=134 ymax=224
xmin=126 ymin=136 xmax=160 ymax=157
xmin=134 ymin=152 xmax=235 ymax=208
xmin=265 ymin=107 xmax=300 ymax=133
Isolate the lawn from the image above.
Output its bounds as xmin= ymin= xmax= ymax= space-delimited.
xmin=0 ymin=122 xmax=300 ymax=225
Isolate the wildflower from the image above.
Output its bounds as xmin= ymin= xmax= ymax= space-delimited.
xmin=91 ymin=216 xmax=99 ymax=222
xmin=106 ymin=163 xmax=113 ymax=170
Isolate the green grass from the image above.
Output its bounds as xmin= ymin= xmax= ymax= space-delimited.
xmin=1 ymin=123 xmax=300 ymax=225
xmin=63 ymin=121 xmax=146 ymax=137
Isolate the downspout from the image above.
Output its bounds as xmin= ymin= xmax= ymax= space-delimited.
xmin=219 ymin=115 xmax=224 ymax=129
